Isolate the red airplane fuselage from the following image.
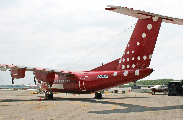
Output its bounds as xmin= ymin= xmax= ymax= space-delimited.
xmin=41 ymin=68 xmax=153 ymax=93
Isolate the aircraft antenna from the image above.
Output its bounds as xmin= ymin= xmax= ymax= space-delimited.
xmin=66 ymin=23 xmax=136 ymax=70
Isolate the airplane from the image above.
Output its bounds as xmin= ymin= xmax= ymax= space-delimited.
xmin=0 ymin=6 xmax=183 ymax=99
xmin=151 ymin=85 xmax=168 ymax=95
xmin=25 ymin=84 xmax=41 ymax=89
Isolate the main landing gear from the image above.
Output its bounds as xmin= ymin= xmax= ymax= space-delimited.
xmin=94 ymin=92 xmax=103 ymax=99
xmin=45 ymin=82 xmax=54 ymax=100
xmin=152 ymin=91 xmax=155 ymax=95
xmin=45 ymin=91 xmax=53 ymax=100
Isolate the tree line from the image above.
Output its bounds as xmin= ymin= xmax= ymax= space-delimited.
xmin=121 ymin=79 xmax=181 ymax=87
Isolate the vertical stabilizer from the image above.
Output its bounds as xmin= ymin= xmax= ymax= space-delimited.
xmin=117 ymin=17 xmax=162 ymax=70
xmin=90 ymin=6 xmax=183 ymax=71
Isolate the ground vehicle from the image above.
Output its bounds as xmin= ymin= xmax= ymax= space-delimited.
xmin=151 ymin=85 xmax=168 ymax=95
xmin=168 ymin=80 xmax=183 ymax=96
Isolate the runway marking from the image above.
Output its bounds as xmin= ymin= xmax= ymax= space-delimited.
xmin=81 ymin=104 xmax=87 ymax=107
xmin=111 ymin=105 xmax=115 ymax=110
xmin=144 ymin=105 xmax=148 ymax=109
xmin=36 ymin=103 xmax=62 ymax=110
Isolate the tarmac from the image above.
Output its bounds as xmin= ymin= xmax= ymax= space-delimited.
xmin=0 ymin=90 xmax=182 ymax=120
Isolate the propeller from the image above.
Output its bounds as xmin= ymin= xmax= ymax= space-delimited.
xmin=34 ymin=76 xmax=36 ymax=84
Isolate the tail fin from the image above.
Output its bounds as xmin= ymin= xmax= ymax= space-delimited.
xmin=118 ymin=17 xmax=162 ymax=69
xmin=105 ymin=6 xmax=183 ymax=70
xmin=91 ymin=6 xmax=183 ymax=71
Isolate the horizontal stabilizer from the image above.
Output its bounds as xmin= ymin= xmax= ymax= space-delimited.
xmin=105 ymin=5 xmax=183 ymax=25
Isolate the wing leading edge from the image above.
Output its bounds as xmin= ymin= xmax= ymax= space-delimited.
xmin=0 ymin=64 xmax=73 ymax=85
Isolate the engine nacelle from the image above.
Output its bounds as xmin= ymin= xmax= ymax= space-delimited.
xmin=11 ymin=68 xmax=26 ymax=78
xmin=34 ymin=71 xmax=55 ymax=83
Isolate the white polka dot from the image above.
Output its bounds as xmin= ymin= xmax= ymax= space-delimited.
xmin=119 ymin=58 xmax=122 ymax=63
xmin=147 ymin=24 xmax=152 ymax=30
xmin=143 ymin=56 xmax=147 ymax=60
xmin=127 ymin=51 xmax=129 ymax=54
xmin=152 ymin=16 xmax=159 ymax=21
xmin=123 ymin=71 xmax=128 ymax=76
xmin=122 ymin=65 xmax=125 ymax=69
xmin=132 ymin=51 xmax=134 ymax=53
xmin=127 ymin=58 xmax=129 ymax=61
xmin=137 ymin=42 xmax=140 ymax=46
xmin=137 ymin=56 xmax=140 ymax=60
xmin=127 ymin=65 xmax=130 ymax=68
xmin=142 ymin=33 xmax=146 ymax=38
xmin=113 ymin=72 xmax=117 ymax=76
xmin=123 ymin=58 xmax=125 ymax=62
xmin=132 ymin=57 xmax=134 ymax=60
xmin=135 ymin=70 xmax=139 ymax=75
xmin=132 ymin=64 xmax=135 ymax=68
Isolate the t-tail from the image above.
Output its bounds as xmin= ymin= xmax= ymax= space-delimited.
xmin=91 ymin=6 xmax=183 ymax=71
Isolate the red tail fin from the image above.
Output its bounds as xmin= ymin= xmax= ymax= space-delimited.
xmin=118 ymin=17 xmax=162 ymax=70
xmin=91 ymin=6 xmax=183 ymax=71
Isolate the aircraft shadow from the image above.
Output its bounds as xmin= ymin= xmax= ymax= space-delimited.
xmin=0 ymin=96 xmax=182 ymax=114
xmin=152 ymin=94 xmax=167 ymax=95
xmin=87 ymin=103 xmax=183 ymax=114
xmin=0 ymin=96 xmax=148 ymax=102
xmin=44 ymin=96 xmax=183 ymax=114
xmin=47 ymin=96 xmax=182 ymax=114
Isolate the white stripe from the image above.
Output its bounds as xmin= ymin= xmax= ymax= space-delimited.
xmin=79 ymin=81 xmax=80 ymax=89
xmin=52 ymin=83 xmax=64 ymax=89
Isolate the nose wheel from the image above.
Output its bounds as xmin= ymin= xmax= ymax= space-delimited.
xmin=94 ymin=92 xmax=103 ymax=99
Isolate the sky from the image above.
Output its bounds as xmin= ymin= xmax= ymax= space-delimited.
xmin=0 ymin=0 xmax=183 ymax=85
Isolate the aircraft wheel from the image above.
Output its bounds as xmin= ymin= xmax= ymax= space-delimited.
xmin=45 ymin=91 xmax=53 ymax=100
xmin=94 ymin=92 xmax=102 ymax=99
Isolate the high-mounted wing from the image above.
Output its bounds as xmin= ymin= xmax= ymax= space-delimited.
xmin=0 ymin=64 xmax=73 ymax=85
